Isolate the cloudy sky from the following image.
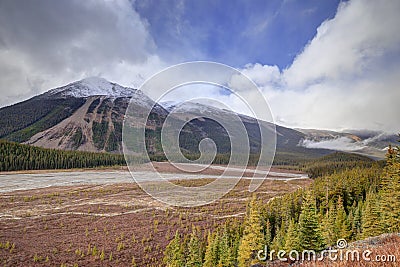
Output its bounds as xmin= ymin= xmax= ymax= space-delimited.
xmin=0 ymin=0 xmax=399 ymax=133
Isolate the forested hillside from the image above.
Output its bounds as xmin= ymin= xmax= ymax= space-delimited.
xmin=0 ymin=97 xmax=85 ymax=142
xmin=163 ymin=142 xmax=400 ymax=266
xmin=0 ymin=140 xmax=125 ymax=171
xmin=302 ymin=151 xmax=377 ymax=178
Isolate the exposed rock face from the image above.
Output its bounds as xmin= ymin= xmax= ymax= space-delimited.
xmin=2 ymin=77 xmax=392 ymax=158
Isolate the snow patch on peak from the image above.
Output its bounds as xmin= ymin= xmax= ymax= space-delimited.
xmin=160 ymin=101 xmax=179 ymax=111
xmin=161 ymin=101 xmax=234 ymax=115
xmin=79 ymin=77 xmax=114 ymax=92
xmin=45 ymin=77 xmax=137 ymax=98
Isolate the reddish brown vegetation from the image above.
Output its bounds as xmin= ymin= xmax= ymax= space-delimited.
xmin=0 ymin=177 xmax=310 ymax=266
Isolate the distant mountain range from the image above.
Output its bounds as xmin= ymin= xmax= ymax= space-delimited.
xmin=0 ymin=77 xmax=396 ymax=160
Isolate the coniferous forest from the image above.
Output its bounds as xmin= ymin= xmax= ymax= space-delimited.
xmin=0 ymin=140 xmax=125 ymax=171
xmin=163 ymin=142 xmax=400 ymax=266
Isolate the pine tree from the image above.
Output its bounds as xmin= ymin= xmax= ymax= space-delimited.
xmin=321 ymin=201 xmax=336 ymax=247
xmin=163 ymin=231 xmax=185 ymax=267
xmin=284 ymin=219 xmax=300 ymax=252
xmin=271 ymin=222 xmax=286 ymax=252
xmin=186 ymin=228 xmax=202 ymax=267
xmin=334 ymin=196 xmax=351 ymax=241
xmin=203 ymin=231 xmax=219 ymax=267
xmin=218 ymin=227 xmax=235 ymax=267
xmin=237 ymin=195 xmax=264 ymax=267
xmin=380 ymin=145 xmax=400 ymax=232
xmin=350 ymin=201 xmax=363 ymax=240
xmin=361 ymin=192 xmax=383 ymax=239
xmin=298 ymin=191 xmax=325 ymax=251
xmin=230 ymin=221 xmax=241 ymax=262
xmin=347 ymin=201 xmax=362 ymax=240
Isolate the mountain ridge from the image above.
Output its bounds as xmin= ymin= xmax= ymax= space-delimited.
xmin=0 ymin=77 xmax=395 ymax=159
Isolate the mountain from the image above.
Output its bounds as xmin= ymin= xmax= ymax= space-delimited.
xmin=0 ymin=77 xmax=393 ymax=161
xmin=161 ymin=101 xmax=322 ymax=157
xmin=0 ymin=77 xmax=167 ymax=153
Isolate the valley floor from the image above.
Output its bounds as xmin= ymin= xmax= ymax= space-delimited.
xmin=0 ymin=172 xmax=309 ymax=266
xmin=0 ymin=165 xmax=397 ymax=266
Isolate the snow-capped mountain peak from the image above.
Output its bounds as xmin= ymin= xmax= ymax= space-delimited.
xmin=160 ymin=100 xmax=261 ymax=124
xmin=161 ymin=101 xmax=229 ymax=114
xmin=44 ymin=77 xmax=137 ymax=98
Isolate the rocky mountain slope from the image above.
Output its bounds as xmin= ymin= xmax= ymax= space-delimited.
xmin=0 ymin=77 xmax=394 ymax=159
xmin=0 ymin=77 xmax=165 ymax=153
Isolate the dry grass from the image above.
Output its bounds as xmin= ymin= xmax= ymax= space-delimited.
xmin=0 ymin=177 xmax=310 ymax=266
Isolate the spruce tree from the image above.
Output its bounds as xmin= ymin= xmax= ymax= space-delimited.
xmin=163 ymin=231 xmax=185 ymax=267
xmin=334 ymin=196 xmax=351 ymax=241
xmin=203 ymin=231 xmax=219 ymax=267
xmin=237 ymin=195 xmax=264 ymax=267
xmin=271 ymin=222 xmax=286 ymax=252
xmin=218 ymin=227 xmax=235 ymax=267
xmin=380 ymin=145 xmax=400 ymax=232
xmin=361 ymin=192 xmax=383 ymax=239
xmin=350 ymin=201 xmax=363 ymax=240
xmin=284 ymin=219 xmax=300 ymax=252
xmin=186 ymin=228 xmax=202 ymax=267
xmin=298 ymin=191 xmax=325 ymax=251
xmin=321 ymin=201 xmax=336 ymax=247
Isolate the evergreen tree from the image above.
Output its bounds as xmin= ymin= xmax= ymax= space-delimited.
xmin=163 ymin=231 xmax=185 ymax=267
xmin=203 ymin=231 xmax=219 ymax=267
xmin=186 ymin=228 xmax=202 ymax=267
xmin=284 ymin=219 xmax=300 ymax=252
xmin=350 ymin=201 xmax=363 ymax=240
xmin=334 ymin=196 xmax=351 ymax=241
xmin=230 ymin=221 xmax=241 ymax=262
xmin=271 ymin=222 xmax=286 ymax=252
xmin=321 ymin=201 xmax=336 ymax=247
xmin=380 ymin=145 xmax=400 ymax=232
xmin=361 ymin=192 xmax=383 ymax=239
xmin=218 ymin=227 xmax=235 ymax=267
xmin=237 ymin=195 xmax=264 ymax=267
xmin=298 ymin=191 xmax=325 ymax=251
xmin=346 ymin=201 xmax=362 ymax=241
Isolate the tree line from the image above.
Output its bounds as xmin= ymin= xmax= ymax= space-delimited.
xmin=0 ymin=140 xmax=126 ymax=171
xmin=163 ymin=142 xmax=400 ymax=266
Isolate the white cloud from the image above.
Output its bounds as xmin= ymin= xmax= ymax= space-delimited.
xmin=0 ymin=0 xmax=165 ymax=107
xmin=238 ymin=0 xmax=400 ymax=133
xmin=299 ymin=132 xmax=393 ymax=153
xmin=284 ymin=0 xmax=400 ymax=88
xmin=299 ymin=137 xmax=366 ymax=151
xmin=241 ymin=63 xmax=281 ymax=87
